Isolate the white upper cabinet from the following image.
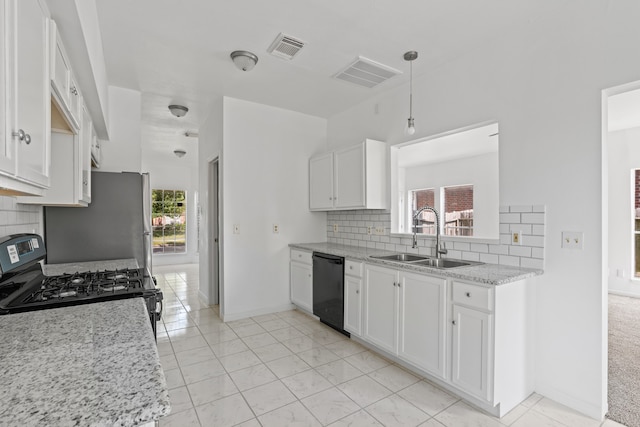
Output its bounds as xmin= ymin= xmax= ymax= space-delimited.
xmin=0 ymin=0 xmax=51 ymax=195
xmin=50 ymin=22 xmax=80 ymax=131
xmin=309 ymin=139 xmax=388 ymax=211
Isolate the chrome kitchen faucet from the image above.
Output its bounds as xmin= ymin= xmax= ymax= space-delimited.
xmin=412 ymin=205 xmax=448 ymax=258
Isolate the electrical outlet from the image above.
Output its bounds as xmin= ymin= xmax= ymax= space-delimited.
xmin=561 ymin=231 xmax=584 ymax=250
xmin=273 ymin=224 xmax=279 ymax=234
xmin=367 ymin=226 xmax=372 ymax=235
xmin=333 ymin=224 xmax=338 ymax=232
xmin=511 ymin=231 xmax=521 ymax=245
xmin=233 ymin=224 xmax=240 ymax=234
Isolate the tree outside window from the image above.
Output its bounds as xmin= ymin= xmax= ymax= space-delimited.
xmin=152 ymin=189 xmax=186 ymax=254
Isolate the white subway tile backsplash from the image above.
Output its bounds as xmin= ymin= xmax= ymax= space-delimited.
xmin=521 ymin=213 xmax=545 ymax=224
xmin=0 ymin=197 xmax=42 ymax=237
xmin=327 ymin=205 xmax=545 ymax=269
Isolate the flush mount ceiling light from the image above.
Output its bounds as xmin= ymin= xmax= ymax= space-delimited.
xmin=404 ymin=51 xmax=418 ymax=135
xmin=168 ymin=105 xmax=189 ymax=117
xmin=173 ymin=149 xmax=186 ymax=158
xmin=230 ymin=50 xmax=258 ymax=72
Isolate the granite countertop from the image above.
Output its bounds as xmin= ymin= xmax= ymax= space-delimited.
xmin=289 ymin=242 xmax=543 ymax=286
xmin=0 ymin=298 xmax=170 ymax=426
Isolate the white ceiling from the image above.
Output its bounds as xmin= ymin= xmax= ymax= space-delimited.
xmin=93 ymin=0 xmax=574 ymax=159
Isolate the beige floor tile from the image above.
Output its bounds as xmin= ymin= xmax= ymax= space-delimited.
xmin=530 ymin=398 xmax=601 ymax=427
xmin=301 ymin=387 xmax=360 ymax=425
xmin=229 ymin=363 xmax=279 ymax=391
xmin=187 ymin=374 xmax=238 ymax=406
xmin=252 ymin=342 xmax=293 ymax=362
xmin=210 ymin=338 xmax=249 ymax=357
xmin=180 ymin=358 xmax=226 ymax=384
xmin=365 ymin=394 xmax=430 ymax=426
xmin=242 ymin=380 xmax=297 ymax=416
xmin=266 ymin=354 xmax=312 ymax=378
xmin=227 ymin=317 xmax=257 ymax=329
xmin=337 ymin=375 xmax=393 ymax=408
xmin=367 ymin=364 xmax=420 ymax=392
xmin=242 ymin=332 xmax=278 ymax=349
xmin=167 ymin=386 xmax=194 ymax=415
xmin=195 ymin=393 xmax=255 ymax=427
xmin=164 ymin=368 xmax=185 ymax=390
xmin=328 ymin=409 xmax=383 ymax=426
xmin=396 ymin=380 xmax=458 ymax=416
xmin=281 ymin=335 xmax=323 ymax=353
xmin=259 ymin=318 xmax=291 ymax=332
xmin=315 ymin=359 xmax=364 ymax=385
xmin=434 ymin=401 xmax=503 ymax=427
xmin=281 ymin=368 xmax=333 ymax=399
xmin=270 ymin=326 xmax=307 ymax=341
xmin=259 ymin=401 xmax=322 ymax=427
xmin=511 ymin=410 xmax=570 ymax=427
xmin=158 ymin=407 xmax=200 ymax=427
xmin=202 ymin=329 xmax=237 ymax=345
xmin=174 ymin=346 xmax=216 ymax=367
xmin=218 ymin=349 xmax=262 ymax=372
xmin=170 ymin=335 xmax=209 ymax=353
xmin=297 ymin=346 xmax=341 ymax=367
xmin=324 ymin=339 xmax=367 ymax=358
xmin=167 ymin=326 xmax=201 ymax=340
xmin=159 ymin=353 xmax=178 ymax=371
xmin=344 ymin=351 xmax=391 ymax=373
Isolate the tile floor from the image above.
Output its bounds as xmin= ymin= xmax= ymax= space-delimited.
xmin=154 ymin=264 xmax=625 ymax=427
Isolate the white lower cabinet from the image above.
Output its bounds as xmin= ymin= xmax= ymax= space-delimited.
xmin=398 ymin=271 xmax=447 ymax=379
xmin=363 ymin=264 xmax=398 ymax=353
xmin=344 ymin=260 xmax=363 ymax=336
xmin=451 ymin=304 xmax=492 ymax=400
xmin=355 ymin=263 xmax=531 ymax=418
xmin=290 ymin=249 xmax=313 ymax=313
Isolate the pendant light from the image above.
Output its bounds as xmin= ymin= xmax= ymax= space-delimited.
xmin=404 ymin=51 xmax=418 ymax=135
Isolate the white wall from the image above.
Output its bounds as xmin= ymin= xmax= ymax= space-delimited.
xmin=608 ymin=127 xmax=640 ymax=296
xmin=198 ymin=97 xmax=327 ymax=320
xmin=99 ymin=86 xmax=141 ymax=172
xmin=326 ymin=3 xmax=640 ymax=419
xmin=400 ymin=152 xmax=499 ymax=239
xmin=142 ymin=150 xmax=199 ymax=266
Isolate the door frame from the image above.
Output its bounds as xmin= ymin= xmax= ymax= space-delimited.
xmin=208 ymin=157 xmax=221 ymax=308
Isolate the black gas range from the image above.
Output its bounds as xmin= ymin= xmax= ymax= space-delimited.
xmin=0 ymin=234 xmax=162 ymax=338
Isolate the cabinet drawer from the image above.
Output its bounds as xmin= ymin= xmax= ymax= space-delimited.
xmin=345 ymin=260 xmax=363 ymax=277
xmin=291 ymin=249 xmax=312 ymax=265
xmin=452 ymin=281 xmax=493 ymax=311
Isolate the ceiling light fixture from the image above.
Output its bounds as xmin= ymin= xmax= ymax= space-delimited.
xmin=169 ymin=105 xmax=189 ymax=117
xmin=404 ymin=51 xmax=418 ymax=136
xmin=173 ymin=149 xmax=186 ymax=158
xmin=230 ymin=50 xmax=258 ymax=72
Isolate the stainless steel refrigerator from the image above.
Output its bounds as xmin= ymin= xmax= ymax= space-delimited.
xmin=44 ymin=171 xmax=153 ymax=275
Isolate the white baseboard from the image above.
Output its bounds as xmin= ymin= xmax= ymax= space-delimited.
xmin=608 ymin=289 xmax=640 ymax=299
xmin=534 ymin=383 xmax=605 ymax=421
xmin=221 ymin=303 xmax=296 ymax=322
xmin=198 ymin=289 xmax=210 ymax=305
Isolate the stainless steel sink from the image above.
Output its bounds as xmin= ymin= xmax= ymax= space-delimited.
xmin=370 ymin=253 xmax=429 ymax=262
xmin=412 ymin=258 xmax=481 ymax=269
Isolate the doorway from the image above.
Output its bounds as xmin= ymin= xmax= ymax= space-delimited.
xmin=603 ymin=80 xmax=640 ymax=426
xmin=209 ymin=158 xmax=220 ymax=308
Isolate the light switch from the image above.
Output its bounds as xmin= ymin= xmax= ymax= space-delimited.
xmin=562 ymin=231 xmax=583 ymax=250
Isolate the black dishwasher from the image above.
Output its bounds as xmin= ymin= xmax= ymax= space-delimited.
xmin=312 ymin=252 xmax=349 ymax=336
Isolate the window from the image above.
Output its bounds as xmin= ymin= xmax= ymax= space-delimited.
xmin=443 ymin=185 xmax=474 ymax=236
xmin=409 ymin=188 xmax=436 ymax=235
xmin=635 ymin=170 xmax=640 ymax=277
xmin=152 ymin=189 xmax=187 ymax=254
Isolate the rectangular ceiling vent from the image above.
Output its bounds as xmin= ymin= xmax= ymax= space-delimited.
xmin=333 ymin=56 xmax=402 ymax=88
xmin=268 ymin=33 xmax=305 ymax=60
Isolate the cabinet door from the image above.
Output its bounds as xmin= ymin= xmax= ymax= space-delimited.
xmin=68 ymin=73 xmax=80 ymax=129
xmin=51 ymin=42 xmax=70 ymax=108
xmin=0 ymin=0 xmax=14 ymax=175
xmin=451 ymin=304 xmax=492 ymax=401
xmin=334 ymin=143 xmax=365 ymax=209
xmin=80 ymin=105 xmax=92 ymax=202
xmin=309 ymin=152 xmax=334 ymax=210
xmin=290 ymin=261 xmax=313 ymax=313
xmin=363 ymin=264 xmax=397 ymax=353
xmin=15 ymin=0 xmax=49 ymax=187
xmin=398 ymin=272 xmax=447 ymax=378
xmin=344 ymin=275 xmax=362 ymax=336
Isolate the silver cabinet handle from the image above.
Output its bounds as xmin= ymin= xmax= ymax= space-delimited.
xmin=71 ymin=86 xmax=78 ymax=96
xmin=355 ymin=289 xmax=359 ymax=294
xmin=452 ymin=320 xmax=457 ymax=325
xmin=13 ymin=129 xmax=31 ymax=145
xmin=349 ymin=266 xmax=353 ymax=270
xmin=466 ymin=292 xmax=471 ymax=297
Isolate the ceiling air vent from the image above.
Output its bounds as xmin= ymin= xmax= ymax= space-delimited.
xmin=267 ymin=33 xmax=305 ymax=60
xmin=333 ymin=56 xmax=402 ymax=88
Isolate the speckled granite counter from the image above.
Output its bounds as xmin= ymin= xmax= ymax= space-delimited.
xmin=0 ymin=298 xmax=170 ymax=426
xmin=290 ymin=242 xmax=543 ymax=285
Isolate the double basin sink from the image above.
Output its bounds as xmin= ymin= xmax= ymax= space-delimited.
xmin=370 ymin=253 xmax=481 ymax=269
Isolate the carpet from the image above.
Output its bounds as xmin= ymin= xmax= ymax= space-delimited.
xmin=608 ymin=294 xmax=640 ymax=427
